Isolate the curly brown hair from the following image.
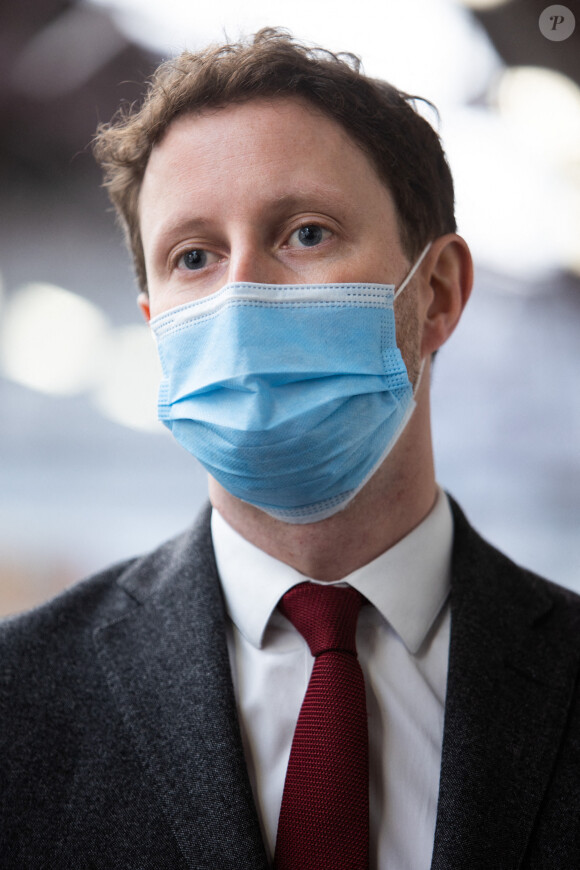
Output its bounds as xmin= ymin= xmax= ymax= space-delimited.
xmin=93 ymin=27 xmax=456 ymax=293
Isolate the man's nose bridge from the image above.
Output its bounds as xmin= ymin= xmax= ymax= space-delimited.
xmin=228 ymin=235 xmax=281 ymax=285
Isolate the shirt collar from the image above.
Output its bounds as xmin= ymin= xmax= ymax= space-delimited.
xmin=211 ymin=487 xmax=453 ymax=655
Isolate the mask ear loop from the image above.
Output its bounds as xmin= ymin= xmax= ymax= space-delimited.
xmin=393 ymin=242 xmax=431 ymax=301
xmin=392 ymin=242 xmax=431 ymax=396
xmin=412 ymin=356 xmax=427 ymax=397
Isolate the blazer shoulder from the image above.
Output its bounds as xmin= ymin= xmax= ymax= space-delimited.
xmin=448 ymin=493 xmax=580 ymax=637
xmin=0 ymin=504 xmax=214 ymax=696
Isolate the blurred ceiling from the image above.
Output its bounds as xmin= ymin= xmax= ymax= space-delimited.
xmin=471 ymin=0 xmax=579 ymax=90
xmin=0 ymin=0 xmax=159 ymax=176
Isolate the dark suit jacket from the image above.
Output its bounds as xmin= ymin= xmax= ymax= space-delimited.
xmin=1 ymin=499 xmax=580 ymax=868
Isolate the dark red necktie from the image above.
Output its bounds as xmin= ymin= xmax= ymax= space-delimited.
xmin=274 ymin=582 xmax=369 ymax=870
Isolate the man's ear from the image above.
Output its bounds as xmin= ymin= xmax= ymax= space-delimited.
xmin=137 ymin=292 xmax=151 ymax=322
xmin=418 ymin=233 xmax=473 ymax=358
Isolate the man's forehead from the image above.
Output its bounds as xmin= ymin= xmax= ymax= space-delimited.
xmin=145 ymin=95 xmax=379 ymax=184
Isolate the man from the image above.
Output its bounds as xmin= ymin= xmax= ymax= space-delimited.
xmin=1 ymin=28 xmax=580 ymax=869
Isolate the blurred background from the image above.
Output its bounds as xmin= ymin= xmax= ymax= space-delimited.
xmin=1 ymin=0 xmax=579 ymax=615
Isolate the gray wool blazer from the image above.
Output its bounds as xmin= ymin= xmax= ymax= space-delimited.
xmin=1 ymin=498 xmax=580 ymax=869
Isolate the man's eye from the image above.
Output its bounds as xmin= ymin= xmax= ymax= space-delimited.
xmin=288 ymin=225 xmax=330 ymax=248
xmin=177 ymin=249 xmax=214 ymax=270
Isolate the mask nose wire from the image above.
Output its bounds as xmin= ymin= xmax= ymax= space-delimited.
xmin=393 ymin=242 xmax=431 ymax=301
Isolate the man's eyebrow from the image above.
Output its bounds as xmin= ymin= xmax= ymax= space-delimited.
xmin=266 ymin=188 xmax=368 ymax=226
xmin=270 ymin=188 xmax=350 ymax=211
xmin=151 ymin=216 xmax=214 ymax=247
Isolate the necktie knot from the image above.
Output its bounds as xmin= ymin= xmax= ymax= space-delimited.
xmin=279 ymin=582 xmax=363 ymax=658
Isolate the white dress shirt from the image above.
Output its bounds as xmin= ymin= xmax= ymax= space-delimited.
xmin=211 ymin=488 xmax=453 ymax=870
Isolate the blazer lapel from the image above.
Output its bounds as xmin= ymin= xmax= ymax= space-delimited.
xmin=94 ymin=506 xmax=269 ymax=870
xmin=431 ymin=499 xmax=580 ymax=869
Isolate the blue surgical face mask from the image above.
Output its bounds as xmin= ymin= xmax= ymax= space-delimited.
xmin=150 ymin=244 xmax=430 ymax=524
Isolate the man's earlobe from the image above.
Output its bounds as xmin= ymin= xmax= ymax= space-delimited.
xmin=137 ymin=292 xmax=151 ymax=322
xmin=420 ymin=234 xmax=473 ymax=358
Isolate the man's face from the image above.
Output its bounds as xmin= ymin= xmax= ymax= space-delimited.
xmin=138 ymin=98 xmax=413 ymax=320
